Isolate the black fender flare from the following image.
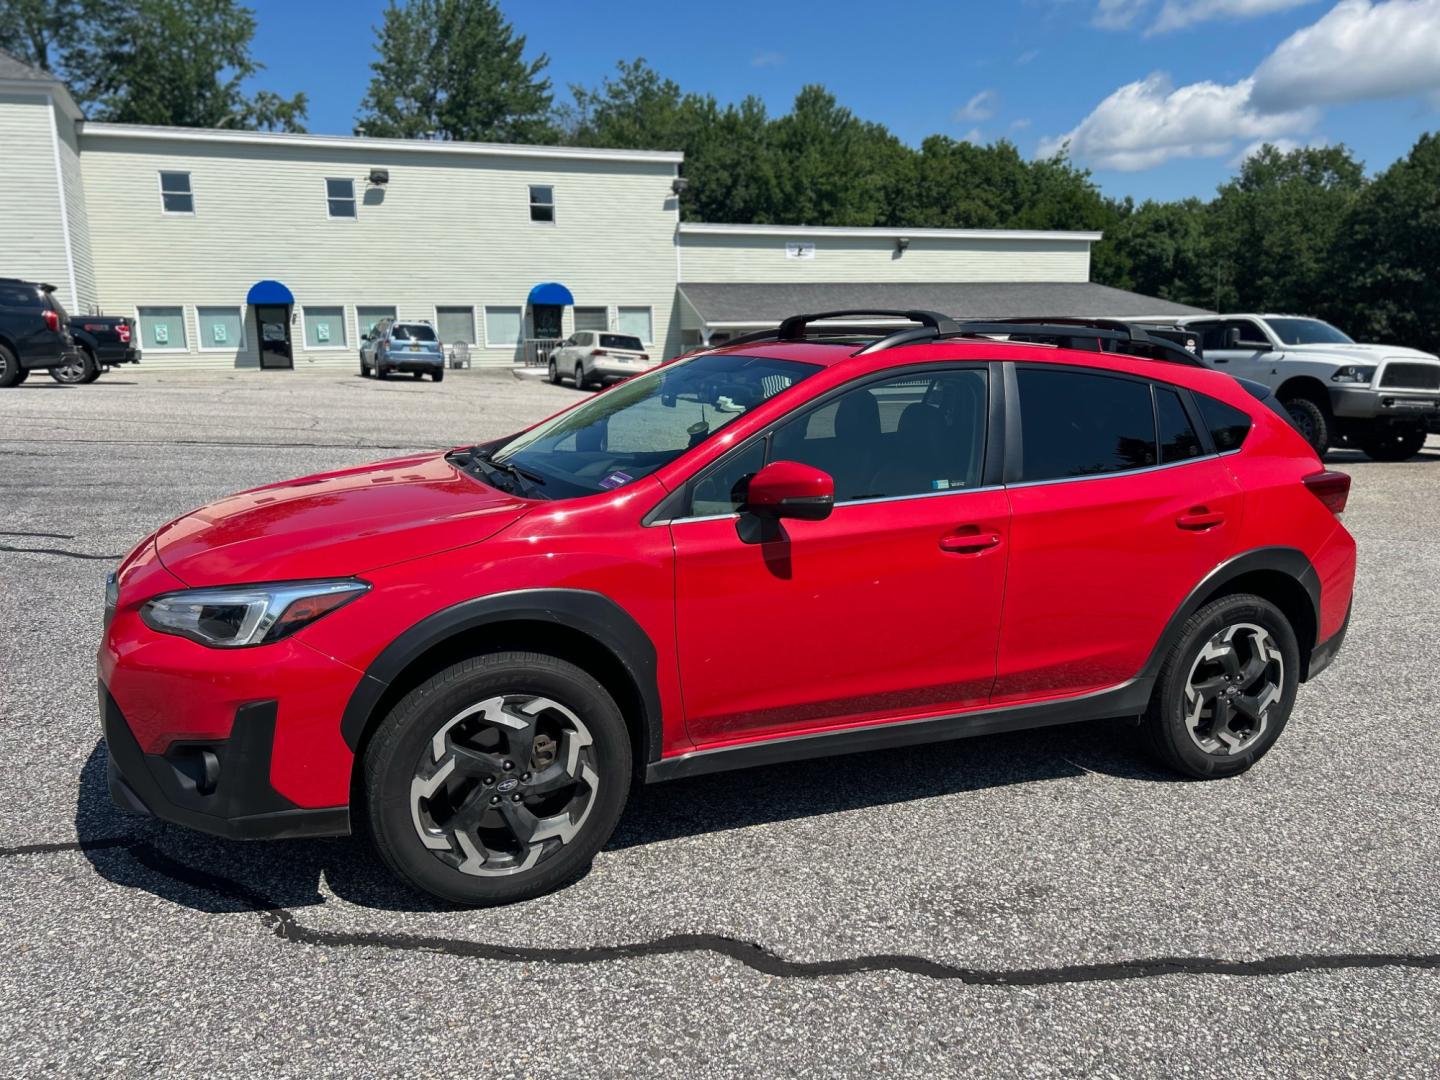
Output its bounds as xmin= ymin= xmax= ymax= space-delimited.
xmin=1138 ymin=545 xmax=1321 ymax=683
xmin=339 ymin=588 xmax=663 ymax=762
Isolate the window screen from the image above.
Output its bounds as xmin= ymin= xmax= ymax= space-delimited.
xmin=197 ymin=306 xmax=243 ymax=349
xmin=617 ymin=306 xmax=652 ymax=343
xmin=303 ymin=306 xmax=347 ymax=348
xmin=327 ymin=178 xmax=356 ymax=218
xmin=435 ymin=306 xmax=476 ymax=344
xmin=1196 ymin=393 xmax=1254 ymax=452
xmin=1016 ymin=368 xmax=1156 ymax=481
xmin=485 ymin=306 xmax=522 ymax=346
xmin=159 ymin=172 xmax=193 ymax=214
xmin=357 ymin=306 xmax=395 ymax=338
xmin=1156 ymin=387 xmax=1203 ymax=463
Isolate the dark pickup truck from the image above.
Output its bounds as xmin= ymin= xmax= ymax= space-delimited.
xmin=0 ymin=277 xmax=78 ymax=387
xmin=54 ymin=313 xmax=140 ymax=383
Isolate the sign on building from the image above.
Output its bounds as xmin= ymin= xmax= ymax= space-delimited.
xmin=785 ymin=242 xmax=816 ymax=260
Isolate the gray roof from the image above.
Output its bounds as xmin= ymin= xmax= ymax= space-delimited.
xmin=0 ymin=48 xmax=60 ymax=84
xmin=678 ymin=282 xmax=1211 ymax=326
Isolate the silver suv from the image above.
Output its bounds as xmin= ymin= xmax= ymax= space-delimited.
xmin=1177 ymin=314 xmax=1440 ymax=460
xmin=547 ymin=331 xmax=653 ymax=390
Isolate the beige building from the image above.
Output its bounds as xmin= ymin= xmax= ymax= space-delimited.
xmin=2 ymin=51 xmax=1205 ymax=372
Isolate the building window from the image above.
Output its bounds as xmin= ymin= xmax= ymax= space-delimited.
xmin=435 ymin=306 xmax=476 ymax=345
xmin=357 ymin=306 xmax=396 ymax=339
xmin=158 ymin=172 xmax=193 ymax=214
xmin=197 ymin=306 xmax=243 ymax=350
xmin=327 ymin=178 xmax=357 ymax=218
xmin=484 ymin=306 xmax=522 ymax=347
xmin=529 ymin=185 xmax=554 ymax=223
xmin=617 ymin=306 xmax=653 ymax=344
xmin=573 ymin=306 xmax=608 ymax=332
xmin=137 ymin=306 xmax=187 ymax=350
xmin=303 ymin=306 xmax=348 ymax=348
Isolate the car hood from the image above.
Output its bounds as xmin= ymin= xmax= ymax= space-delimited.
xmin=1284 ymin=343 xmax=1440 ymax=363
xmin=154 ymin=451 xmax=532 ymax=586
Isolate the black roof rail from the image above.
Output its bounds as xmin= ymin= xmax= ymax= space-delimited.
xmin=854 ymin=316 xmax=1204 ymax=366
xmin=777 ymin=309 xmax=960 ymax=340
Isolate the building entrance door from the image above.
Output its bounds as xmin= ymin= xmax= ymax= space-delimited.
xmin=255 ymin=304 xmax=293 ymax=369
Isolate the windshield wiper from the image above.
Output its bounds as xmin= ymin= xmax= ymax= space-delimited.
xmin=470 ymin=449 xmax=548 ymax=497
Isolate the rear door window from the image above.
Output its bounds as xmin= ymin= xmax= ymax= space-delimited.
xmin=1016 ymin=368 xmax=1156 ymax=482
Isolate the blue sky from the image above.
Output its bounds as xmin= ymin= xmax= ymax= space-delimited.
xmin=246 ymin=0 xmax=1440 ymax=203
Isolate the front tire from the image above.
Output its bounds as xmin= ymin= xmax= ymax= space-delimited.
xmin=1282 ymin=396 xmax=1330 ymax=455
xmin=363 ymin=652 xmax=631 ymax=905
xmin=1360 ymin=425 xmax=1427 ymax=461
xmin=51 ymin=348 xmax=98 ymax=385
xmin=573 ymin=361 xmax=588 ymax=390
xmin=548 ymin=357 xmax=560 ymax=384
xmin=1140 ymin=593 xmax=1299 ymax=779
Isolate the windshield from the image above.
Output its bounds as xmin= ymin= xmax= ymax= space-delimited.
xmin=1264 ymin=318 xmax=1354 ymax=346
xmin=391 ymin=324 xmax=438 ymax=342
xmin=599 ymin=334 xmax=644 ymax=351
xmin=492 ymin=353 xmax=820 ymax=498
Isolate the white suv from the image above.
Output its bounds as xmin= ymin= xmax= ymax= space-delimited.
xmin=547 ymin=331 xmax=653 ymax=390
xmin=1177 ymin=314 xmax=1440 ymax=460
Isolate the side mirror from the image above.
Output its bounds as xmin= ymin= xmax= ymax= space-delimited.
xmin=745 ymin=460 xmax=834 ymax=521
xmin=1224 ymin=328 xmax=1242 ymax=349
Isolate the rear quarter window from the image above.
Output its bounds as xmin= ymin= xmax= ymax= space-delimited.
xmin=1195 ymin=394 xmax=1253 ymax=451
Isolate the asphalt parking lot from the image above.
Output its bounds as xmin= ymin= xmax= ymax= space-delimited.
xmin=3 ymin=366 xmax=1439 ymax=1078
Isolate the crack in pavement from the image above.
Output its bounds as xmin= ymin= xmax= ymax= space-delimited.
xmin=0 ymin=530 xmax=77 ymax=540
xmin=0 ymin=543 xmax=123 ymax=561
xmin=5 ymin=836 xmax=1440 ymax=986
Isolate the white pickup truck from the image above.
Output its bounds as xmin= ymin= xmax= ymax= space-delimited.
xmin=1175 ymin=314 xmax=1440 ymax=460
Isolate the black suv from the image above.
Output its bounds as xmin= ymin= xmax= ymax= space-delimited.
xmin=0 ymin=278 xmax=77 ymax=387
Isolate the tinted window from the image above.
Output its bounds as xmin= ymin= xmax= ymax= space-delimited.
xmin=391 ymin=323 xmax=438 ymax=342
xmin=1017 ymin=368 xmax=1156 ymax=482
xmin=1156 ymin=388 xmax=1203 ymax=464
xmin=600 ymin=334 xmax=645 ymax=351
xmin=688 ymin=369 xmax=988 ymax=514
xmin=1196 ymin=393 xmax=1253 ymax=451
xmin=0 ymin=284 xmax=41 ymax=308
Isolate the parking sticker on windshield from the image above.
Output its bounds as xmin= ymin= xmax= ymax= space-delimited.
xmin=599 ymin=471 xmax=634 ymax=490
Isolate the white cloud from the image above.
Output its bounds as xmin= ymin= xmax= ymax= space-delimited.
xmin=962 ymin=128 xmax=986 ymax=144
xmin=1149 ymin=0 xmax=1316 ymax=34
xmin=1010 ymin=117 xmax=1034 ymax=130
xmin=1093 ymin=0 xmax=1151 ymax=27
xmin=750 ymin=50 xmax=784 ymax=68
xmin=1015 ymin=48 xmax=1041 ymax=65
xmin=955 ymin=89 xmax=999 ymax=121
xmin=1037 ymin=72 xmax=1318 ymax=170
xmin=1250 ymin=0 xmax=1440 ymax=111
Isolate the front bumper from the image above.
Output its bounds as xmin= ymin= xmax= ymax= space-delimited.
xmin=1329 ymin=386 xmax=1440 ymax=421
xmin=101 ymin=683 xmax=349 ymax=840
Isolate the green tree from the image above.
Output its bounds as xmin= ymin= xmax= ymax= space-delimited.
xmin=1332 ymin=132 xmax=1440 ymax=353
xmin=35 ymin=0 xmax=306 ymax=130
xmin=0 ymin=0 xmax=84 ymax=71
xmin=356 ymin=0 xmax=553 ymax=142
xmin=1093 ymin=197 xmax=1210 ymax=306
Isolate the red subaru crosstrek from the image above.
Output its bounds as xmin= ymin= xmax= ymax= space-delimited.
xmin=100 ymin=312 xmax=1356 ymax=904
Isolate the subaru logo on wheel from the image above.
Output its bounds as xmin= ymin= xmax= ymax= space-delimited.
xmin=497 ymin=777 xmax=519 ymax=793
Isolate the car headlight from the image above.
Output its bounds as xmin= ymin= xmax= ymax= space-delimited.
xmin=1331 ymin=365 xmax=1376 ymax=384
xmin=140 ymin=580 xmax=368 ymax=648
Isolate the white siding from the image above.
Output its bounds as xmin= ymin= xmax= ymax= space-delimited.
xmin=79 ymin=132 xmax=681 ymax=370
xmin=55 ymin=111 xmax=95 ymax=312
xmin=678 ymin=231 xmax=1092 ymax=284
xmin=0 ymin=92 xmax=72 ymax=308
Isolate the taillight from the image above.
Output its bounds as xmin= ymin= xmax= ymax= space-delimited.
xmin=42 ymin=309 xmax=60 ymax=333
xmin=117 ymin=322 xmax=131 ymax=344
xmin=591 ymin=348 xmax=608 ymax=357
xmin=1303 ymin=469 xmax=1351 ymax=515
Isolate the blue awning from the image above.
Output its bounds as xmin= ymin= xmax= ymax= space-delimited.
xmin=527 ymin=282 xmax=574 ymax=306
xmin=246 ymin=279 xmax=294 ymax=305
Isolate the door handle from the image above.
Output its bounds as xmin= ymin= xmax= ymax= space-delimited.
xmin=939 ymin=529 xmax=1002 ymax=553
xmin=1176 ymin=509 xmax=1226 ymax=530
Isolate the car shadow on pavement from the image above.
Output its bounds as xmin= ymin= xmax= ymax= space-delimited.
xmin=73 ymin=719 xmax=1170 ymax=915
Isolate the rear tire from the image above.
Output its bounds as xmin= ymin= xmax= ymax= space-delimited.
xmin=1140 ymin=593 xmax=1299 ymax=780
xmin=362 ymin=651 xmax=630 ymax=906
xmin=432 ymin=367 xmax=444 ymax=383
xmin=1360 ymin=425 xmax=1427 ymax=461
xmin=0 ymin=345 xmax=21 ymax=388
xmin=1282 ymin=396 xmax=1330 ymax=455
xmin=50 ymin=348 xmax=98 ymax=385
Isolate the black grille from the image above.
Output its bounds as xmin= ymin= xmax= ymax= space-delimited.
xmin=1380 ymin=363 xmax=1440 ymax=390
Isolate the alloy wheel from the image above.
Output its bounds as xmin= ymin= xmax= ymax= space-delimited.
xmin=1183 ymin=622 xmax=1284 ymax=756
xmin=409 ymin=694 xmax=600 ymax=877
xmin=52 ymin=355 xmax=86 ymax=383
